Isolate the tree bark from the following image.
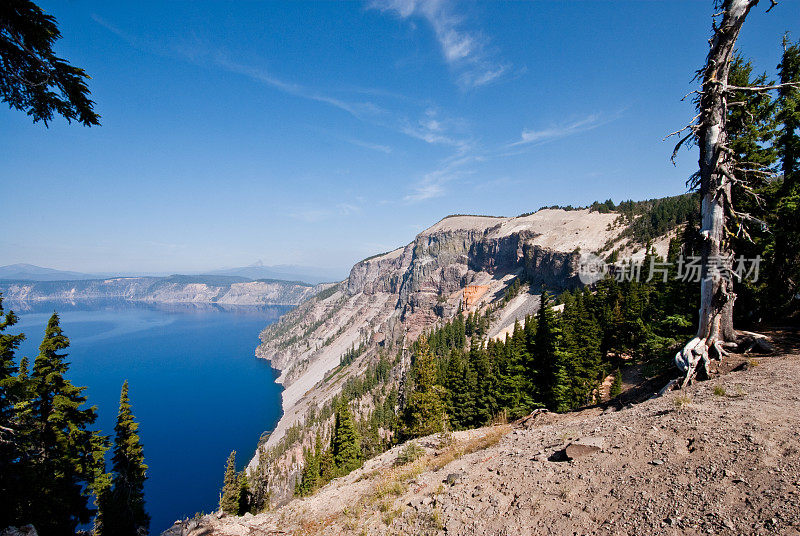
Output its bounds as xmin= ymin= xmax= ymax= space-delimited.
xmin=676 ymin=0 xmax=760 ymax=386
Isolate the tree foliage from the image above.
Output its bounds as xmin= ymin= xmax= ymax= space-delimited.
xmin=0 ymin=312 xmax=110 ymax=534
xmin=1 ymin=0 xmax=100 ymax=125
xmin=98 ymin=381 xmax=150 ymax=536
xmin=219 ymin=450 xmax=240 ymax=515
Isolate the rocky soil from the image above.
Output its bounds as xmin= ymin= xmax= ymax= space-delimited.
xmin=167 ymin=335 xmax=800 ymax=536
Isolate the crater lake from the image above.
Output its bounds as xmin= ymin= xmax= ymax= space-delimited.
xmin=10 ymin=300 xmax=289 ymax=532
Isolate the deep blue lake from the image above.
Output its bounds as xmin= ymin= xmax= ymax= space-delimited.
xmin=9 ymin=300 xmax=288 ymax=533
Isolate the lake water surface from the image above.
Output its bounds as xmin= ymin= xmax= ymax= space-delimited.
xmin=10 ymin=300 xmax=287 ymax=533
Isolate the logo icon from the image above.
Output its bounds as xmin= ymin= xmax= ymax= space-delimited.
xmin=578 ymin=253 xmax=607 ymax=285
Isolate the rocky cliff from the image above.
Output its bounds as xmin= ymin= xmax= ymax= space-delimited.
xmin=170 ymin=337 xmax=798 ymax=536
xmin=0 ymin=275 xmax=327 ymax=306
xmin=245 ymin=208 xmax=672 ymax=505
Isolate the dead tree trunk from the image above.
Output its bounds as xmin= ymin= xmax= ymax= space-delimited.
xmin=675 ymin=0 xmax=760 ymax=386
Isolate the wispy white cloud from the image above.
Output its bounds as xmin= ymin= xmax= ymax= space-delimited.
xmin=370 ymin=0 xmax=511 ymax=89
xmin=92 ymin=13 xmax=386 ymax=123
xmin=344 ymin=138 xmax=393 ymax=154
xmin=93 ymin=13 xmax=474 ymax=151
xmin=404 ymin=153 xmax=479 ymax=203
xmin=209 ymin=57 xmax=389 ymax=122
xmin=401 ymin=107 xmax=471 ymax=148
xmin=507 ymin=112 xmax=623 ymax=150
xmin=337 ymin=203 xmax=361 ymax=215
xmin=290 ymin=199 xmax=364 ymax=222
xmin=512 ymin=114 xmax=602 ymax=146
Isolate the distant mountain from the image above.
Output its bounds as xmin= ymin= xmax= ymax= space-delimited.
xmin=0 ymin=263 xmax=103 ymax=281
xmin=0 ymin=262 xmax=342 ymax=286
xmin=0 ymin=275 xmax=327 ymax=306
xmin=205 ymin=263 xmax=340 ymax=285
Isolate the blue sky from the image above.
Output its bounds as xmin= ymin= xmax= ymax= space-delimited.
xmin=2 ymin=1 xmax=797 ymax=278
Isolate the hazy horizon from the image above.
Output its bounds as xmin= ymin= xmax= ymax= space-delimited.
xmin=2 ymin=1 xmax=797 ymax=275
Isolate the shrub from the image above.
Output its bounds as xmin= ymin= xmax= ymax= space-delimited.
xmin=395 ymin=441 xmax=425 ymax=466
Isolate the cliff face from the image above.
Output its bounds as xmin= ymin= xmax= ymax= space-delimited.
xmin=247 ymin=209 xmax=647 ymax=504
xmin=171 ymin=346 xmax=800 ymax=536
xmin=0 ymin=275 xmax=326 ymax=306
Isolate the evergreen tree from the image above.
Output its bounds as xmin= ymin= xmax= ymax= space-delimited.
xmin=359 ymin=411 xmax=383 ymax=461
xmin=510 ymin=319 xmax=537 ymax=413
xmin=468 ymin=340 xmax=496 ymax=425
xmin=400 ymin=337 xmax=447 ymax=438
xmin=331 ymin=405 xmax=361 ymax=475
xmin=533 ymin=293 xmax=565 ymax=411
xmin=237 ymin=473 xmax=251 ymax=514
xmin=103 ymin=381 xmax=149 ymax=536
xmin=558 ymin=289 xmax=603 ymax=410
xmin=93 ymin=471 xmax=113 ymax=536
xmin=724 ymin=54 xmax=778 ymax=325
xmin=777 ymin=37 xmax=800 ymax=186
xmin=444 ymin=350 xmax=475 ymax=429
xmin=317 ymin=444 xmax=335 ymax=483
xmin=0 ymin=297 xmax=25 ymax=527
xmin=770 ymin=38 xmax=800 ymax=315
xmin=609 ymin=369 xmax=623 ymax=398
xmin=296 ymin=444 xmax=320 ymax=496
xmin=24 ymin=313 xmax=106 ymax=535
xmin=219 ymin=451 xmax=240 ymax=515
xmin=495 ymin=333 xmax=525 ymax=419
xmin=0 ymin=0 xmax=101 ymax=126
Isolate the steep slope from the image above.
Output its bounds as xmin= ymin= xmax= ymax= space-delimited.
xmin=167 ymin=342 xmax=800 ymax=536
xmin=245 ymin=207 xmax=674 ymax=505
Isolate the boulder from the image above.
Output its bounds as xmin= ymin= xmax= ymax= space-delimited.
xmin=564 ymin=443 xmax=602 ymax=460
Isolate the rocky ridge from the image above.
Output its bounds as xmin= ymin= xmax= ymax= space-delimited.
xmin=245 ymin=208 xmax=671 ymax=505
xmin=167 ymin=337 xmax=800 ymax=536
xmin=0 ymin=275 xmax=327 ymax=306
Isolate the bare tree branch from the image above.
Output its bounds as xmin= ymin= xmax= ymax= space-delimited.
xmin=670 ymin=132 xmax=696 ymax=165
xmin=726 ymin=81 xmax=800 ymax=92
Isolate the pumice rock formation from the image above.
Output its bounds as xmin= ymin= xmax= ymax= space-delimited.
xmin=246 ymin=207 xmax=669 ymax=505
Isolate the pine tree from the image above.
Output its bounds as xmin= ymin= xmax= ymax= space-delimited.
xmin=510 ymin=319 xmax=537 ymax=413
xmin=533 ymin=293 xmax=565 ymax=411
xmin=219 ymin=451 xmax=240 ymax=515
xmin=237 ymin=473 xmax=251 ymax=514
xmin=318 ymin=444 xmax=335 ymax=483
xmin=331 ymin=405 xmax=361 ymax=475
xmin=25 ymin=313 xmax=106 ymax=535
xmin=0 ymin=0 xmax=101 ymax=126
xmin=359 ymin=411 xmax=383 ymax=460
xmin=103 ymin=381 xmax=149 ymax=536
xmin=777 ymin=37 xmax=800 ymax=187
xmin=0 ymin=297 xmax=26 ymax=527
xmin=400 ymin=337 xmax=447 ymax=438
xmin=609 ymin=368 xmax=623 ymax=398
xmin=296 ymin=445 xmax=320 ymax=496
xmin=723 ymin=54 xmax=778 ymax=325
xmin=558 ymin=290 xmax=602 ymax=410
xmin=444 ymin=350 xmax=476 ymax=429
xmin=469 ymin=339 xmax=496 ymax=425
xmin=494 ymin=334 xmax=524 ymax=419
xmin=771 ymin=37 xmax=800 ymax=315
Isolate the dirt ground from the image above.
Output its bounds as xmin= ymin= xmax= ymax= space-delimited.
xmin=166 ymin=332 xmax=800 ymax=536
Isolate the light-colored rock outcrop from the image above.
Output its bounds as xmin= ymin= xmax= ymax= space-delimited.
xmin=0 ymin=276 xmax=326 ymax=306
xmin=247 ymin=208 xmax=664 ymax=504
